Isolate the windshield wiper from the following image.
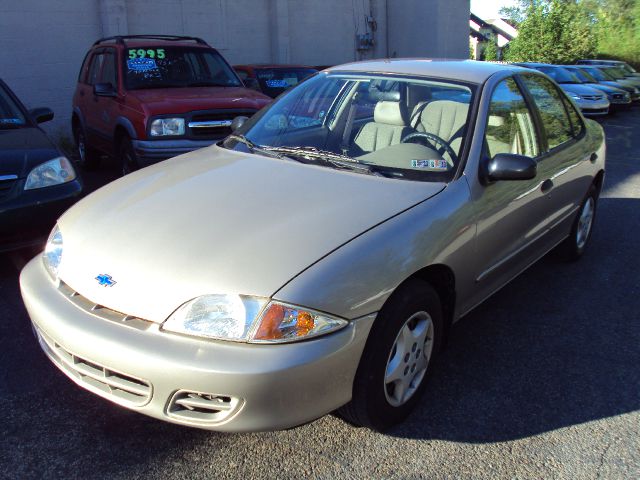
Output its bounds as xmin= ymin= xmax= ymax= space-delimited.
xmin=259 ymin=145 xmax=378 ymax=175
xmin=225 ymin=134 xmax=288 ymax=160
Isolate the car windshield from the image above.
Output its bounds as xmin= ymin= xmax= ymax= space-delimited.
xmin=0 ymin=84 xmax=26 ymax=128
xmin=254 ymin=68 xmax=318 ymax=97
xmin=583 ymin=67 xmax=608 ymax=82
xmin=602 ymin=67 xmax=626 ymax=80
xmin=566 ymin=68 xmax=592 ymax=83
xmin=124 ymin=46 xmax=242 ymax=90
xmin=223 ymin=72 xmax=475 ymax=182
xmin=538 ymin=66 xmax=579 ymax=84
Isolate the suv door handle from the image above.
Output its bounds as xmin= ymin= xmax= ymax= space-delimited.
xmin=541 ymin=179 xmax=554 ymax=194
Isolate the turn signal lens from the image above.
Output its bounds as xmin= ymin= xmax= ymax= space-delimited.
xmin=251 ymin=302 xmax=347 ymax=343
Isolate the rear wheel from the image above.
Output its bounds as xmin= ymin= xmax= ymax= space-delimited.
xmin=74 ymin=124 xmax=100 ymax=170
xmin=338 ymin=278 xmax=444 ymax=431
xmin=118 ymin=136 xmax=140 ymax=176
xmin=557 ymin=184 xmax=598 ymax=261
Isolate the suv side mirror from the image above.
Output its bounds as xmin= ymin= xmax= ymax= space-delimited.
xmin=29 ymin=107 xmax=54 ymax=124
xmin=93 ymin=83 xmax=117 ymax=97
xmin=231 ymin=116 xmax=249 ymax=132
xmin=243 ymin=78 xmax=260 ymax=91
xmin=485 ymin=153 xmax=537 ymax=181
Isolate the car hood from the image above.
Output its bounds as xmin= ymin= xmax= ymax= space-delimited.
xmin=585 ymin=83 xmax=622 ymax=94
xmin=128 ymin=87 xmax=272 ymax=117
xmin=0 ymin=127 xmax=60 ymax=177
xmin=600 ymin=81 xmax=636 ymax=93
xmin=57 ymin=145 xmax=445 ymax=322
xmin=559 ymin=83 xmax=605 ymax=96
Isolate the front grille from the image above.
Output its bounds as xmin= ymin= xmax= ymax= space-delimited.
xmin=581 ymin=94 xmax=605 ymax=101
xmin=58 ymin=281 xmax=153 ymax=331
xmin=186 ymin=109 xmax=257 ymax=139
xmin=35 ymin=326 xmax=152 ymax=407
xmin=167 ymin=390 xmax=243 ymax=424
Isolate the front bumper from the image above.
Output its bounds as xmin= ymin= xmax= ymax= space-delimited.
xmin=20 ymin=258 xmax=375 ymax=432
xmin=576 ymin=98 xmax=610 ymax=116
xmin=0 ymin=179 xmax=82 ymax=252
xmin=132 ymin=139 xmax=218 ymax=166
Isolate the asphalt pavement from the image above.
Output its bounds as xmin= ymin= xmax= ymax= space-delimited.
xmin=0 ymin=109 xmax=639 ymax=479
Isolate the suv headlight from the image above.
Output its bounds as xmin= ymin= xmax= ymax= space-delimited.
xmin=43 ymin=225 xmax=63 ymax=280
xmin=162 ymin=295 xmax=348 ymax=343
xmin=149 ymin=118 xmax=185 ymax=136
xmin=25 ymin=157 xmax=76 ymax=190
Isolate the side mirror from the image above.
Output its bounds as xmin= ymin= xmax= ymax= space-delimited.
xmin=243 ymin=78 xmax=260 ymax=91
xmin=29 ymin=107 xmax=54 ymax=124
xmin=231 ymin=116 xmax=249 ymax=132
xmin=485 ymin=153 xmax=537 ymax=181
xmin=93 ymin=83 xmax=117 ymax=97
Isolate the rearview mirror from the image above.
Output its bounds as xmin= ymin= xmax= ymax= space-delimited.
xmin=231 ymin=116 xmax=249 ymax=132
xmin=93 ymin=83 xmax=117 ymax=97
xmin=29 ymin=107 xmax=54 ymax=124
xmin=485 ymin=153 xmax=537 ymax=182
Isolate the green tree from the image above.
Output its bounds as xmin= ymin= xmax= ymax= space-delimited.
xmin=504 ymin=0 xmax=598 ymax=64
xmin=483 ymin=34 xmax=499 ymax=61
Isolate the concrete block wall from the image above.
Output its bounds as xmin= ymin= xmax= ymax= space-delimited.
xmin=0 ymin=0 xmax=470 ymax=139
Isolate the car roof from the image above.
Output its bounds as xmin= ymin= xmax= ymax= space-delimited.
xmin=326 ymin=59 xmax=530 ymax=84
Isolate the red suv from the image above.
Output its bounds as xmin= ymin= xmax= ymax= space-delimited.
xmin=72 ymin=35 xmax=272 ymax=174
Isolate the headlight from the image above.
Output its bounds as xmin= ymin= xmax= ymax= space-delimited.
xmin=149 ymin=118 xmax=185 ymax=136
xmin=24 ymin=157 xmax=76 ymax=190
xmin=42 ymin=225 xmax=63 ymax=280
xmin=162 ymin=295 xmax=348 ymax=343
xmin=569 ymin=93 xmax=581 ymax=100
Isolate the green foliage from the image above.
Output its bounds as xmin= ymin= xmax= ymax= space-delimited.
xmin=483 ymin=34 xmax=499 ymax=61
xmin=498 ymin=0 xmax=640 ymax=68
xmin=504 ymin=0 xmax=598 ymax=64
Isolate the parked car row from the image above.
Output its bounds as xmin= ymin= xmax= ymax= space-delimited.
xmin=515 ymin=60 xmax=640 ymax=117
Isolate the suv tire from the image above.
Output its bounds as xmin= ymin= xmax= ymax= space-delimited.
xmin=74 ymin=124 xmax=100 ymax=170
xmin=119 ymin=136 xmax=140 ymax=176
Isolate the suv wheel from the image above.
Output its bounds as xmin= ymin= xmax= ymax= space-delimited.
xmin=119 ymin=136 xmax=140 ymax=176
xmin=74 ymin=124 xmax=100 ymax=170
xmin=338 ymin=278 xmax=444 ymax=431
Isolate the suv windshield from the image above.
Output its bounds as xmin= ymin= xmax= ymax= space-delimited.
xmin=224 ymin=73 xmax=474 ymax=182
xmin=124 ymin=47 xmax=242 ymax=90
xmin=0 ymin=84 xmax=26 ymax=128
xmin=538 ymin=66 xmax=579 ymax=84
xmin=254 ymin=68 xmax=318 ymax=97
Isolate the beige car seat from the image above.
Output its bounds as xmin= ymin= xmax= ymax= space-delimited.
xmin=352 ymin=101 xmax=412 ymax=154
xmin=410 ymin=100 xmax=469 ymax=159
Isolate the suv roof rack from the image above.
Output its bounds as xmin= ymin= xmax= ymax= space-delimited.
xmin=93 ymin=35 xmax=209 ymax=46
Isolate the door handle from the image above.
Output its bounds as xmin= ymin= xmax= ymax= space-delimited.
xmin=541 ymin=179 xmax=554 ymax=194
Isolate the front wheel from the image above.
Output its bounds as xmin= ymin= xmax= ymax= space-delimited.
xmin=74 ymin=124 xmax=100 ymax=170
xmin=557 ymin=184 xmax=598 ymax=261
xmin=338 ymin=278 xmax=444 ymax=431
xmin=118 ymin=136 xmax=140 ymax=176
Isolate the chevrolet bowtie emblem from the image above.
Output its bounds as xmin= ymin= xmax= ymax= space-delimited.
xmin=95 ymin=274 xmax=117 ymax=287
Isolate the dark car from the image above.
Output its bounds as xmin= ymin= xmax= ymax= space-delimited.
xmin=0 ymin=79 xmax=82 ymax=252
xmin=573 ymin=65 xmax=640 ymax=101
xmin=234 ymin=64 xmax=318 ymax=98
xmin=562 ymin=65 xmax=633 ymax=109
xmin=72 ymin=35 xmax=272 ymax=175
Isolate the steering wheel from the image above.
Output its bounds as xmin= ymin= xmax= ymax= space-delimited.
xmin=401 ymin=132 xmax=458 ymax=164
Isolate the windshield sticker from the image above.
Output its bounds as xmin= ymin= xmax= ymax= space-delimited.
xmin=265 ymin=79 xmax=289 ymax=88
xmin=127 ymin=58 xmax=158 ymax=73
xmin=411 ymin=159 xmax=449 ymax=170
xmin=0 ymin=118 xmax=22 ymax=124
xmin=128 ymin=48 xmax=166 ymax=60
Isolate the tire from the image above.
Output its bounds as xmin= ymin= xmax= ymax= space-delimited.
xmin=74 ymin=124 xmax=100 ymax=170
xmin=118 ymin=136 xmax=140 ymax=176
xmin=338 ymin=278 xmax=444 ymax=431
xmin=557 ymin=184 xmax=598 ymax=261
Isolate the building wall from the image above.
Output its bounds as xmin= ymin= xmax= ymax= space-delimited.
xmin=0 ymin=0 xmax=470 ymax=138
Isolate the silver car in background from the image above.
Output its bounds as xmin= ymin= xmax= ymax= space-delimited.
xmin=20 ymin=60 xmax=606 ymax=432
xmin=515 ymin=63 xmax=610 ymax=116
